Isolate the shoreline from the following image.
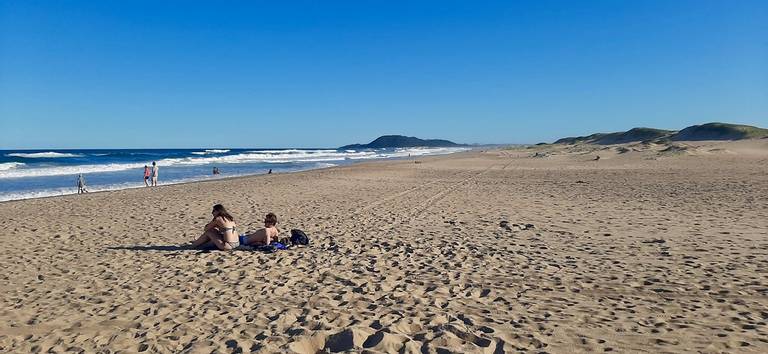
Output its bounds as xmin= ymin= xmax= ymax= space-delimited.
xmin=0 ymin=149 xmax=476 ymax=204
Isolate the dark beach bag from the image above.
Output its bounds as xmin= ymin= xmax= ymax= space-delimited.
xmin=290 ymin=229 xmax=310 ymax=246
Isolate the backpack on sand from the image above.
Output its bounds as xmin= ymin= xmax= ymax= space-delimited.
xmin=290 ymin=229 xmax=310 ymax=246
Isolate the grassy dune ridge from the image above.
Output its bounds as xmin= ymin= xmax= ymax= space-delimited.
xmin=553 ymin=122 xmax=768 ymax=145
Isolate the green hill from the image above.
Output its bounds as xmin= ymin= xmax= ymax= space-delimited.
xmin=596 ymin=128 xmax=674 ymax=144
xmin=553 ymin=122 xmax=767 ymax=145
xmin=554 ymin=128 xmax=673 ymax=145
xmin=340 ymin=135 xmax=463 ymax=149
xmin=670 ymin=122 xmax=768 ymax=141
xmin=553 ymin=133 xmax=608 ymax=145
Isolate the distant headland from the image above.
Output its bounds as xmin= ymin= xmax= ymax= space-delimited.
xmin=552 ymin=122 xmax=768 ymax=145
xmin=340 ymin=135 xmax=464 ymax=149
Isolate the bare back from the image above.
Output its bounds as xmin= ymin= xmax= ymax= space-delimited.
xmin=214 ymin=216 xmax=238 ymax=243
xmin=245 ymin=226 xmax=278 ymax=245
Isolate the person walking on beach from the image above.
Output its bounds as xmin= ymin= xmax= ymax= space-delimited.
xmin=143 ymin=165 xmax=151 ymax=186
xmin=77 ymin=174 xmax=88 ymax=194
xmin=186 ymin=204 xmax=240 ymax=250
xmin=151 ymin=161 xmax=159 ymax=186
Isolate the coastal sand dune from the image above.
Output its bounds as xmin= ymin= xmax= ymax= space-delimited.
xmin=1 ymin=140 xmax=767 ymax=353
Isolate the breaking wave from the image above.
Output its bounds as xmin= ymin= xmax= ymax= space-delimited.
xmin=6 ymin=152 xmax=83 ymax=158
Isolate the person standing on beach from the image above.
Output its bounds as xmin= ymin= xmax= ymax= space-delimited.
xmin=143 ymin=165 xmax=151 ymax=186
xmin=151 ymin=161 xmax=159 ymax=186
xmin=77 ymin=174 xmax=88 ymax=194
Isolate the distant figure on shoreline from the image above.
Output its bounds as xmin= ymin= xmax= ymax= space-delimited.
xmin=267 ymin=169 xmax=272 ymax=174
xmin=143 ymin=165 xmax=151 ymax=186
xmin=594 ymin=155 xmax=601 ymax=161
xmin=212 ymin=167 xmax=221 ymax=175
xmin=77 ymin=174 xmax=88 ymax=194
xmin=151 ymin=161 xmax=159 ymax=186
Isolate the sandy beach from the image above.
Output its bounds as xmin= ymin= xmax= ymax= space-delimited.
xmin=1 ymin=140 xmax=767 ymax=353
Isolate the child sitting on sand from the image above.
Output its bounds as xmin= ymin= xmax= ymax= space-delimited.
xmin=239 ymin=213 xmax=279 ymax=246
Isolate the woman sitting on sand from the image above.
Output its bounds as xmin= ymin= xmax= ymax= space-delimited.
xmin=239 ymin=213 xmax=279 ymax=246
xmin=188 ymin=204 xmax=240 ymax=250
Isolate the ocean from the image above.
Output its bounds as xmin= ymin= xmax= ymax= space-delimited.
xmin=0 ymin=147 xmax=468 ymax=202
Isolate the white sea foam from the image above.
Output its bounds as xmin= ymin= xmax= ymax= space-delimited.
xmin=247 ymin=149 xmax=339 ymax=154
xmin=0 ymin=181 xmax=164 ymax=202
xmin=0 ymin=176 xmax=229 ymax=202
xmin=0 ymin=187 xmax=75 ymax=202
xmin=0 ymin=165 xmax=313 ymax=202
xmin=191 ymin=149 xmax=231 ymax=155
xmin=154 ymin=149 xmax=380 ymax=166
xmin=0 ymin=147 xmax=469 ymax=179
xmin=6 ymin=152 xmax=83 ymax=158
xmin=0 ymin=162 xmax=147 ymax=179
xmin=314 ymin=162 xmax=338 ymax=168
xmin=0 ymin=162 xmax=25 ymax=171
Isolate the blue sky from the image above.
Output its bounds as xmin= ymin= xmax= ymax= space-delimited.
xmin=1 ymin=1 xmax=766 ymax=149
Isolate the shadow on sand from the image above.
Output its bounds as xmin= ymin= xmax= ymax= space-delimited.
xmin=109 ymin=245 xmax=277 ymax=253
xmin=108 ymin=245 xmax=202 ymax=252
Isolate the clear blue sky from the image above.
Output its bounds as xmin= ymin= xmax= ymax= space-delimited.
xmin=1 ymin=1 xmax=766 ymax=149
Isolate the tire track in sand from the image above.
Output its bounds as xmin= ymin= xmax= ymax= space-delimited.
xmin=354 ymin=162 xmax=509 ymax=225
xmin=355 ymin=169 xmax=477 ymax=213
